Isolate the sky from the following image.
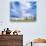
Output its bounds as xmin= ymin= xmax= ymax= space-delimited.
xmin=10 ymin=0 xmax=36 ymax=18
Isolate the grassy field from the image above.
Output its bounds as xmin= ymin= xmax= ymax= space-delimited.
xmin=10 ymin=18 xmax=32 ymax=22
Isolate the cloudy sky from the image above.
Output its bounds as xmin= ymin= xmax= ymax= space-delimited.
xmin=10 ymin=0 xmax=36 ymax=18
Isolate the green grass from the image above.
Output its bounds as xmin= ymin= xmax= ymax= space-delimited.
xmin=10 ymin=18 xmax=32 ymax=22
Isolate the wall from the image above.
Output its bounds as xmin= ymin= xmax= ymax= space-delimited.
xmin=0 ymin=35 xmax=23 ymax=46
xmin=0 ymin=0 xmax=46 ymax=46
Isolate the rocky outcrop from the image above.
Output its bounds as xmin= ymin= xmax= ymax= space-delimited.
xmin=32 ymin=38 xmax=46 ymax=43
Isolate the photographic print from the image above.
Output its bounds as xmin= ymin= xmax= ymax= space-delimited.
xmin=10 ymin=0 xmax=37 ymax=22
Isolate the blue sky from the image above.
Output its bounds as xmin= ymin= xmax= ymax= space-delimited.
xmin=10 ymin=0 xmax=36 ymax=18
